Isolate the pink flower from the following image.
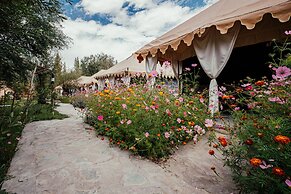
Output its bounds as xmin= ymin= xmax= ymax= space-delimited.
xmin=163 ymin=61 xmax=171 ymax=67
xmin=149 ymin=70 xmax=158 ymax=77
xmin=259 ymin=161 xmax=273 ymax=169
xmin=126 ymin=120 xmax=132 ymax=125
xmin=285 ymin=179 xmax=291 ymax=187
xmin=145 ymin=106 xmax=150 ymax=111
xmin=199 ymin=98 xmax=204 ymax=103
xmin=219 ymin=86 xmax=226 ymax=92
xmin=122 ymin=104 xmax=127 ymax=109
xmin=177 ymin=118 xmax=182 ymax=123
xmin=234 ymin=107 xmax=240 ymax=111
xmin=164 ymin=132 xmax=170 ymax=139
xmin=194 ymin=125 xmax=205 ymax=135
xmin=178 ymin=97 xmax=184 ymax=102
xmin=166 ymin=109 xmax=172 ymax=116
xmin=165 ymin=98 xmax=170 ymax=104
xmin=192 ymin=63 xmax=198 ymax=67
xmin=185 ymin=67 xmax=191 ymax=71
xmin=120 ymin=120 xmax=125 ymax=124
xmin=268 ymin=97 xmax=285 ymax=104
xmin=241 ymin=83 xmax=251 ymax=87
xmin=285 ymin=30 xmax=291 ymax=35
xmin=97 ymin=115 xmax=104 ymax=121
xmin=275 ymin=66 xmax=291 ymax=79
xmin=245 ymin=85 xmax=253 ymax=91
xmin=145 ymin=132 xmax=149 ymax=138
xmin=183 ymin=111 xmax=187 ymax=117
xmin=205 ymin=119 xmax=214 ymax=128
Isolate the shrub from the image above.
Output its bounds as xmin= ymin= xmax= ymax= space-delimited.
xmin=209 ymin=39 xmax=291 ymax=193
xmin=85 ymin=83 xmax=210 ymax=161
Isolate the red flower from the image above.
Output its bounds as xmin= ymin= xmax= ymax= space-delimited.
xmin=272 ymin=167 xmax=285 ymax=176
xmin=245 ymin=139 xmax=254 ymax=145
xmin=218 ymin=136 xmax=228 ymax=147
xmin=208 ymin=150 xmax=215 ymax=155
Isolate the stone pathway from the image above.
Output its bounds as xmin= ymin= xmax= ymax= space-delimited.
xmin=2 ymin=103 xmax=237 ymax=194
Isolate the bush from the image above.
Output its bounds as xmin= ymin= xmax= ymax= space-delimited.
xmin=85 ymin=83 xmax=210 ymax=161
xmin=209 ymin=40 xmax=291 ymax=193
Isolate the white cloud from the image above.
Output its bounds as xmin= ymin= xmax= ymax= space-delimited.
xmin=78 ymin=0 xmax=124 ymax=15
xmin=60 ymin=0 xmax=217 ymax=69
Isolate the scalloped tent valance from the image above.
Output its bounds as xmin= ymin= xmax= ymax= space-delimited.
xmin=92 ymin=55 xmax=147 ymax=79
xmin=135 ymin=0 xmax=291 ymax=59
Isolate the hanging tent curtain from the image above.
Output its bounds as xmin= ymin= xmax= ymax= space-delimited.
xmin=193 ymin=24 xmax=240 ymax=115
xmin=146 ymin=56 xmax=157 ymax=86
xmin=171 ymin=59 xmax=183 ymax=93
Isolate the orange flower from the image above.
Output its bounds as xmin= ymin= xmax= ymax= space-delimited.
xmin=272 ymin=167 xmax=285 ymax=176
xmin=188 ymin=121 xmax=195 ymax=126
xmin=157 ymin=133 xmax=161 ymax=137
xmin=274 ymin=135 xmax=290 ymax=144
xmin=255 ymin=80 xmax=265 ymax=86
xmin=250 ymin=158 xmax=262 ymax=167
xmin=222 ymin=95 xmax=231 ymax=100
xmin=182 ymin=142 xmax=187 ymax=145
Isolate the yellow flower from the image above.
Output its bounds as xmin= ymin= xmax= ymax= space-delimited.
xmin=135 ymin=104 xmax=141 ymax=107
xmin=116 ymin=111 xmax=121 ymax=115
xmin=133 ymin=109 xmax=137 ymax=112
xmin=159 ymin=91 xmax=164 ymax=96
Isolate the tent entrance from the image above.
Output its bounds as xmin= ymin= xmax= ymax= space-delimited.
xmin=181 ymin=41 xmax=274 ymax=92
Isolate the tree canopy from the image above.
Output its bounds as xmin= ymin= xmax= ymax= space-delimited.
xmin=0 ymin=0 xmax=70 ymax=86
xmin=79 ymin=53 xmax=117 ymax=76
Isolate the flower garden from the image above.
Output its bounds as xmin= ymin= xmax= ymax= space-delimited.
xmin=69 ymin=39 xmax=291 ymax=193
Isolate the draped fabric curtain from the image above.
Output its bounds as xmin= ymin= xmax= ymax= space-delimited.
xmin=193 ymin=24 xmax=240 ymax=115
xmin=171 ymin=60 xmax=183 ymax=93
xmin=121 ymin=76 xmax=131 ymax=86
xmin=97 ymin=79 xmax=105 ymax=91
xmin=146 ymin=56 xmax=158 ymax=87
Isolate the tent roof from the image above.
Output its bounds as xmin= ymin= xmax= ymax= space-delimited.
xmin=91 ymin=69 xmax=107 ymax=78
xmin=93 ymin=55 xmax=146 ymax=78
xmin=76 ymin=76 xmax=97 ymax=85
xmin=135 ymin=0 xmax=291 ymax=57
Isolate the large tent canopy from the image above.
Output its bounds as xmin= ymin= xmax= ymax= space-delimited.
xmin=135 ymin=0 xmax=291 ymax=115
xmin=136 ymin=0 xmax=291 ymax=60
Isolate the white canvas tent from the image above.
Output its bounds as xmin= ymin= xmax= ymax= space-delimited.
xmin=76 ymin=76 xmax=97 ymax=85
xmin=135 ymin=0 xmax=291 ymax=114
xmin=93 ymin=55 xmax=147 ymax=79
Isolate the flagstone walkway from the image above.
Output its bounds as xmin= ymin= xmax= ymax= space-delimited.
xmin=2 ymin=103 xmax=237 ymax=194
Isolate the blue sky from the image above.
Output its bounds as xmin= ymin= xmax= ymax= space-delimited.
xmin=60 ymin=0 xmax=218 ymax=69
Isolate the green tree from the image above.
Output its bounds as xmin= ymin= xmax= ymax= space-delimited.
xmin=0 ymin=0 xmax=70 ymax=87
xmin=74 ymin=57 xmax=81 ymax=74
xmin=80 ymin=53 xmax=116 ymax=76
xmin=54 ymin=53 xmax=62 ymax=86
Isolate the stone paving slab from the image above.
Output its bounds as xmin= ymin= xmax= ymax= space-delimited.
xmin=2 ymin=103 xmax=237 ymax=194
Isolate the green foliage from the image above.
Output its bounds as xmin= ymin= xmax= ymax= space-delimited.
xmin=84 ymin=84 xmax=210 ymax=161
xmin=0 ymin=0 xmax=70 ymax=86
xmin=80 ymin=53 xmax=117 ymax=76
